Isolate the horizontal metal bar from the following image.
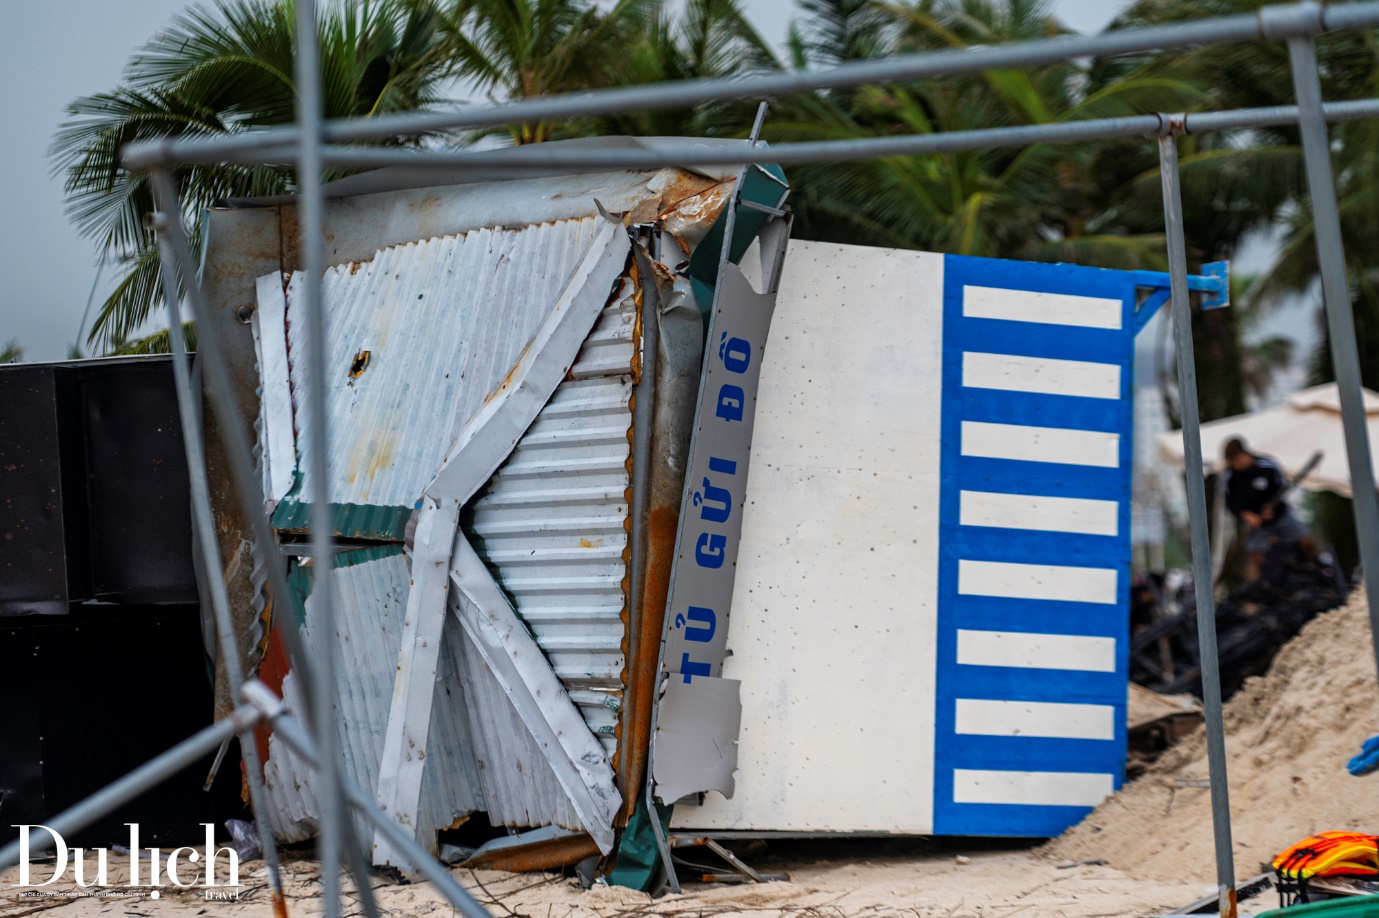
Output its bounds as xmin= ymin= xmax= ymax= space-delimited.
xmin=120 ymin=1 xmax=1379 ymax=170
xmin=0 ymin=704 xmax=264 ymax=870
xmin=285 ymin=97 xmax=1379 ymax=176
xmin=239 ymin=684 xmax=492 ymax=918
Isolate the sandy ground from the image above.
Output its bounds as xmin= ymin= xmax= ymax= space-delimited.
xmin=0 ymin=840 xmax=1209 ymax=918
xmin=16 ymin=588 xmax=1373 ymax=918
xmin=1049 ymin=587 xmax=1379 ymax=885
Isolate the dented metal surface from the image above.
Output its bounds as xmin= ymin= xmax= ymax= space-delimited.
xmin=200 ymin=152 xmax=757 ymax=870
xmin=259 ymin=547 xmax=483 ymax=851
xmin=264 ymin=218 xmax=605 ymax=539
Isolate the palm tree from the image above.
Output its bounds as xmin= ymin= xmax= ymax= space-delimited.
xmin=563 ymin=0 xmax=779 ymax=140
xmin=434 ymin=0 xmax=662 ymax=145
xmin=764 ymin=0 xmax=1197 ymax=267
xmin=52 ymin=0 xmax=452 ymax=354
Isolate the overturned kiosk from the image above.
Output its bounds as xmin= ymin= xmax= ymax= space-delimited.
xmin=195 ymin=137 xmax=1224 ymax=885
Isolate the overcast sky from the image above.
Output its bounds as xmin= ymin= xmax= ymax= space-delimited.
xmin=0 ymin=0 xmax=1140 ymax=362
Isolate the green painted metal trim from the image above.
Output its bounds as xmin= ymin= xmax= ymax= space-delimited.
xmin=272 ymin=497 xmax=414 ymax=543
xmin=283 ymin=542 xmax=406 ymax=629
xmin=686 ymin=163 xmax=789 ymax=328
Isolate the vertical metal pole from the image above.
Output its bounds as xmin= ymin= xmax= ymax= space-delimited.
xmin=148 ymin=185 xmax=288 ymax=918
xmin=293 ymin=2 xmax=343 ymax=916
xmin=1288 ymin=35 xmax=1379 ymax=678
xmin=1158 ymin=128 xmax=1237 ymax=918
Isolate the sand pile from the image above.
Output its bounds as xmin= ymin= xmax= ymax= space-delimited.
xmin=1048 ymin=588 xmax=1379 ymax=884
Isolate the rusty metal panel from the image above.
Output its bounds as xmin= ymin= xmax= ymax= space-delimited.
xmin=259 ymin=546 xmax=483 ymax=850
xmin=263 ymin=218 xmax=604 ymax=539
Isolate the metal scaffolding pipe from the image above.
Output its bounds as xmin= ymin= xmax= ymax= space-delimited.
xmin=141 ymin=97 xmax=1379 ymax=178
xmin=292 ymin=2 xmax=345 ymax=915
xmin=1158 ymin=127 xmax=1237 ymax=918
xmin=239 ymin=684 xmax=493 ymax=918
xmin=119 ymin=0 xmax=1379 ymax=170
xmin=1287 ymin=35 xmax=1379 ymax=692
xmin=0 ymin=706 xmax=264 ymax=870
xmin=149 ymin=196 xmax=288 ymax=918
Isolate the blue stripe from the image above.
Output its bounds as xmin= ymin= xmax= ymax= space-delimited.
xmin=934 ymin=254 xmax=1135 ymax=837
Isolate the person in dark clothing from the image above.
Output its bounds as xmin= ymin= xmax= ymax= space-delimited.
xmin=1224 ymin=437 xmax=1315 ymax=583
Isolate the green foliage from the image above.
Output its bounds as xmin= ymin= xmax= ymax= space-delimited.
xmin=0 ymin=340 xmax=23 ymax=364
xmin=52 ymin=0 xmax=452 ymax=354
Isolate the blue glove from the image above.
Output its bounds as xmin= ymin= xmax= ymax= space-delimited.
xmin=1349 ymin=735 xmax=1379 ymax=776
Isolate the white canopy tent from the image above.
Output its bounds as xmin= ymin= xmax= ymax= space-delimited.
xmin=1157 ymin=383 xmax=1379 ymax=497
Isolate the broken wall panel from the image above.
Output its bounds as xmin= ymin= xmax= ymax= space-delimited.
xmin=264 ymin=218 xmax=603 ymax=540
xmin=672 ymin=242 xmax=1135 ymax=838
xmin=467 ymin=292 xmax=639 ymax=759
xmin=259 ymin=546 xmax=483 ymax=849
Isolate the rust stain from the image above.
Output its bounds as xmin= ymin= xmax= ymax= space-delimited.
xmin=349 ymin=349 xmax=370 ymax=378
xmin=270 ymin=890 xmax=290 ymax=918
xmin=660 ymin=180 xmax=733 ymax=252
xmin=465 ymin=832 xmax=599 ymax=872
xmin=344 ymin=432 xmax=396 ymax=490
xmin=483 ymin=339 xmax=533 ymax=406
xmin=619 ymin=502 xmax=679 ymax=822
xmin=578 ymin=537 xmax=604 ymax=548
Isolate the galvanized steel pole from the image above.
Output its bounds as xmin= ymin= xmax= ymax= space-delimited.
xmin=148 ymin=193 xmax=288 ymax=917
xmin=119 ymin=0 xmax=1379 ymax=170
xmin=0 ymin=706 xmax=264 ymax=870
xmin=145 ymin=171 xmax=317 ymax=704
xmin=1286 ymin=34 xmax=1379 ymax=682
xmin=239 ymin=684 xmax=493 ymax=918
xmin=293 ymin=1 xmax=344 ymax=914
xmin=1158 ymin=127 xmax=1236 ymax=918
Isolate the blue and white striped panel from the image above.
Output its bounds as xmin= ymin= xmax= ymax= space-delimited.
xmin=934 ymin=255 xmax=1134 ymax=837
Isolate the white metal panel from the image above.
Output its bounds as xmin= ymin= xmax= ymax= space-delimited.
xmin=673 ymin=240 xmax=945 ymax=833
xmin=258 ymin=549 xmax=483 ymax=850
xmin=952 ymin=769 xmax=1116 ymax=807
xmin=466 ymin=292 xmax=638 ymax=757
xmin=251 ymin=273 xmax=295 ymax=509
xmin=955 ymin=630 xmax=1117 ymax=673
xmin=957 ymin=559 xmax=1118 ymax=605
xmin=449 ymin=536 xmax=622 ymax=853
xmin=452 ymin=620 xmax=583 ymax=831
xmin=962 ymin=285 xmax=1122 ymax=329
xmin=954 ymin=699 xmax=1116 ymax=740
xmin=961 ymin=352 xmax=1121 ymax=400
xmin=373 ymin=220 xmax=630 ymax=866
xmin=961 ymin=420 xmax=1121 ymax=467
xmin=959 ymin=490 xmax=1119 ymax=536
xmin=270 ymin=217 xmax=602 ymax=518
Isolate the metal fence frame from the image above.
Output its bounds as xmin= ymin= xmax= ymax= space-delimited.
xmin=6 ymin=3 xmax=1379 ymax=918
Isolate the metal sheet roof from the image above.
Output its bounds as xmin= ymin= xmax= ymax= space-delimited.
xmin=467 ymin=285 xmax=637 ymax=758
xmin=259 ymin=547 xmax=483 ymax=849
xmin=262 ymin=217 xmax=605 ymax=539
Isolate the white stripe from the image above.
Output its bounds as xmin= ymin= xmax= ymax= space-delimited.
xmin=956 ymin=630 xmax=1117 ymax=673
xmin=962 ymin=352 xmax=1121 ymax=400
xmin=961 ymin=421 xmax=1120 ymax=468
xmin=953 ymin=769 xmax=1115 ymax=807
xmin=958 ymin=559 xmax=1118 ymax=605
xmin=963 ymin=286 xmax=1122 ymax=330
xmin=959 ymin=490 xmax=1119 ymax=536
xmin=955 ymin=699 xmax=1116 ymax=740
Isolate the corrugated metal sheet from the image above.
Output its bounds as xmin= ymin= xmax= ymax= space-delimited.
xmin=265 ymin=217 xmax=604 ymax=539
xmin=467 ymin=286 xmax=637 ymax=758
xmin=451 ymin=625 xmax=582 ymax=830
xmin=259 ymin=546 xmax=484 ymax=849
